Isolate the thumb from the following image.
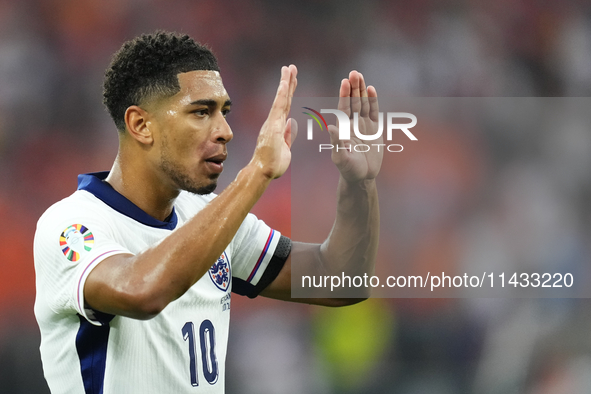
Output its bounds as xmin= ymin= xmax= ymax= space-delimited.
xmin=327 ymin=124 xmax=343 ymax=147
xmin=285 ymin=118 xmax=298 ymax=147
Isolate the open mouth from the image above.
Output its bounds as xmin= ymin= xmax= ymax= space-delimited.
xmin=206 ymin=158 xmax=225 ymax=165
xmin=204 ymin=153 xmax=227 ymax=173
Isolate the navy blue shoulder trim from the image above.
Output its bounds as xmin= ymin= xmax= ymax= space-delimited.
xmin=77 ymin=172 xmax=178 ymax=230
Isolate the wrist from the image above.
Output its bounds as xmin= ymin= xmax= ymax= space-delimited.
xmin=339 ymin=176 xmax=376 ymax=192
xmin=245 ymin=153 xmax=279 ymax=180
xmin=238 ymin=162 xmax=274 ymax=188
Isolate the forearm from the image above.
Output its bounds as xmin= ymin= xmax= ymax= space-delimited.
xmin=85 ymin=165 xmax=272 ymax=318
xmin=319 ymin=176 xmax=380 ymax=275
xmin=260 ymin=178 xmax=379 ymax=306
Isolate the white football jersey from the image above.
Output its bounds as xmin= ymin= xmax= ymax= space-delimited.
xmin=34 ymin=172 xmax=287 ymax=393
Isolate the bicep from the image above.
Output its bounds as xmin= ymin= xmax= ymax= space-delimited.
xmin=84 ymin=253 xmax=162 ymax=320
xmin=259 ymin=241 xmax=316 ymax=300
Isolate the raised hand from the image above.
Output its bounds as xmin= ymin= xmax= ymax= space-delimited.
xmin=328 ymin=71 xmax=382 ymax=183
xmin=250 ymin=65 xmax=298 ymax=179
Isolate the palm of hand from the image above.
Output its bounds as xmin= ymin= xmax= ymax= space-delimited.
xmin=330 ymin=72 xmax=383 ymax=183
xmin=330 ymin=113 xmax=383 ymax=182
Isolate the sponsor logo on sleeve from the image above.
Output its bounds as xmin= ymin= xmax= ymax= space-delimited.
xmin=59 ymin=224 xmax=94 ymax=262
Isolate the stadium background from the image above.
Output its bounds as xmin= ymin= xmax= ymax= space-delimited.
xmin=1 ymin=0 xmax=591 ymax=392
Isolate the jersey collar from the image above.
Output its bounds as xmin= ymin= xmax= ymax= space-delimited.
xmin=77 ymin=172 xmax=178 ymax=230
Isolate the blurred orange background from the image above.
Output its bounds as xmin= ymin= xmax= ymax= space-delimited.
xmin=2 ymin=1 xmax=591 ymax=393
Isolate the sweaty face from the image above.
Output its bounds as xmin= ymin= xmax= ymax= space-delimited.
xmin=152 ymin=71 xmax=232 ymax=195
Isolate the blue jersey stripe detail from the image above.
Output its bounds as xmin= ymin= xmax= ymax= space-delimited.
xmin=76 ymin=314 xmax=112 ymax=394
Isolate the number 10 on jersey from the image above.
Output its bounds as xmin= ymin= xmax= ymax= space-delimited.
xmin=182 ymin=320 xmax=219 ymax=386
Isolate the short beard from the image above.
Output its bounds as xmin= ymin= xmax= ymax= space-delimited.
xmin=160 ymin=143 xmax=218 ymax=195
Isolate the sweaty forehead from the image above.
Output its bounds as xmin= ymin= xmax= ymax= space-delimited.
xmin=175 ymin=70 xmax=229 ymax=104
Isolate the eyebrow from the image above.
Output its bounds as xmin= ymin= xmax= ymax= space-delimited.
xmin=189 ymin=99 xmax=232 ymax=107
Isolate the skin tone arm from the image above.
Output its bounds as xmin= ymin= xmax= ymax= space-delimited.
xmin=84 ymin=65 xmax=298 ymax=320
xmin=260 ymin=71 xmax=382 ymax=307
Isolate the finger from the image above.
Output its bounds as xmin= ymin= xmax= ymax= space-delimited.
xmin=359 ymin=73 xmax=369 ymax=117
xmin=349 ymin=70 xmax=361 ymax=114
xmin=338 ymin=78 xmax=351 ymax=117
xmin=288 ymin=65 xmax=298 ymax=95
xmin=359 ymin=73 xmax=368 ymax=97
xmin=367 ymin=85 xmax=379 ymax=122
xmin=269 ymin=66 xmax=291 ymax=120
xmin=283 ymin=65 xmax=294 ymax=113
xmin=286 ymin=64 xmax=298 ymax=113
xmin=349 ymin=70 xmax=361 ymax=97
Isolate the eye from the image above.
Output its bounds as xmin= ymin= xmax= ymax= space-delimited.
xmin=193 ymin=108 xmax=209 ymax=117
xmin=222 ymin=109 xmax=231 ymax=117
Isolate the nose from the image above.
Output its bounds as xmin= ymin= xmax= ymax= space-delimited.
xmin=212 ymin=114 xmax=233 ymax=144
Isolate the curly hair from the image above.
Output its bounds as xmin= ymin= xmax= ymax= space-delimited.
xmin=103 ymin=31 xmax=220 ymax=131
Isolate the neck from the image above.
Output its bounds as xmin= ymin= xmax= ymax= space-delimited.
xmin=106 ymin=153 xmax=180 ymax=222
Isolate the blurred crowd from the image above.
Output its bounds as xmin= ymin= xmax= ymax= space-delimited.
xmin=1 ymin=0 xmax=591 ymax=393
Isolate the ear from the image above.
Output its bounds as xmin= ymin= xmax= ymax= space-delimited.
xmin=124 ymin=105 xmax=154 ymax=145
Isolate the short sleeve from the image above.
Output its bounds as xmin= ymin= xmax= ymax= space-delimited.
xmin=230 ymin=213 xmax=291 ymax=298
xmin=34 ymin=203 xmax=130 ymax=326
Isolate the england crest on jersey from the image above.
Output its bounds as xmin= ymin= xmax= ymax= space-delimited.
xmin=209 ymin=252 xmax=231 ymax=292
